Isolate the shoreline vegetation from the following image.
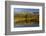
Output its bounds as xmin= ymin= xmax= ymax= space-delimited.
xmin=14 ymin=12 xmax=39 ymax=25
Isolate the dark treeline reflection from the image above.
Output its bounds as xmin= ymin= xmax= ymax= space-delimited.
xmin=14 ymin=12 xmax=39 ymax=25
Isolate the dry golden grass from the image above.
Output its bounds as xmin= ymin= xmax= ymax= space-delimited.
xmin=14 ymin=12 xmax=39 ymax=24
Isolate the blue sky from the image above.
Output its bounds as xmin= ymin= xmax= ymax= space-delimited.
xmin=14 ymin=8 xmax=39 ymax=12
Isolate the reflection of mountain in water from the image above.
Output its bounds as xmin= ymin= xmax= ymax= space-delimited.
xmin=14 ymin=8 xmax=39 ymax=27
xmin=14 ymin=12 xmax=39 ymax=26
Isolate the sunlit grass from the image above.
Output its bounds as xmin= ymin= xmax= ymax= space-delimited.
xmin=14 ymin=12 xmax=39 ymax=25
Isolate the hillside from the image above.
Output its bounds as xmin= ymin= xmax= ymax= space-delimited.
xmin=14 ymin=12 xmax=39 ymax=25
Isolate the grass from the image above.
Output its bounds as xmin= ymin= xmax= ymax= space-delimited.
xmin=14 ymin=12 xmax=39 ymax=25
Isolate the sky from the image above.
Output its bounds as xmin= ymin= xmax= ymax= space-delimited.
xmin=14 ymin=8 xmax=39 ymax=12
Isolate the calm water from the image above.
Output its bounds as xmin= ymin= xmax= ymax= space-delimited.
xmin=14 ymin=22 xmax=39 ymax=28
